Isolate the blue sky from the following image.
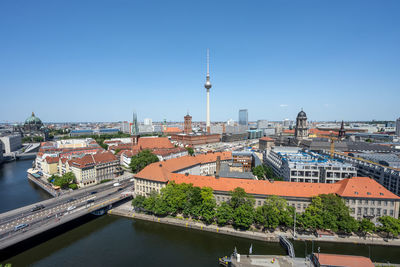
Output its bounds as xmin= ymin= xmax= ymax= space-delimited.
xmin=1 ymin=0 xmax=399 ymax=123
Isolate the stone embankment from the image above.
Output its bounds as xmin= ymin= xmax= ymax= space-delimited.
xmin=109 ymin=202 xmax=400 ymax=247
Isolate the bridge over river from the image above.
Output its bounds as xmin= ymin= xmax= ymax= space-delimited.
xmin=0 ymin=180 xmax=133 ymax=251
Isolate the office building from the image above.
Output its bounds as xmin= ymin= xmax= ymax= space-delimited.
xmin=239 ymin=109 xmax=248 ymax=126
xmin=0 ymin=134 xmax=22 ymax=154
xmin=264 ymin=147 xmax=356 ymax=183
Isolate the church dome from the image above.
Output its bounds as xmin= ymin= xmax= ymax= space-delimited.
xmin=25 ymin=112 xmax=43 ymax=125
xmin=297 ymin=110 xmax=307 ymax=119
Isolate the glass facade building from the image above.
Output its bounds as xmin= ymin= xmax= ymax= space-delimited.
xmin=239 ymin=109 xmax=248 ymax=126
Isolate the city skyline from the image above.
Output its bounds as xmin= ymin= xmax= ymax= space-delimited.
xmin=1 ymin=0 xmax=400 ymax=123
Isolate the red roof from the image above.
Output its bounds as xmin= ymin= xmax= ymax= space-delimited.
xmin=163 ymin=127 xmax=183 ymax=133
xmin=259 ymin=137 xmax=274 ymax=141
xmin=169 ymin=175 xmax=399 ymax=200
xmin=138 ymin=137 xmax=174 ymax=149
xmin=45 ymin=156 xmax=59 ymax=164
xmin=316 ymin=253 xmax=373 ymax=267
xmin=135 ymin=152 xmax=232 ymax=182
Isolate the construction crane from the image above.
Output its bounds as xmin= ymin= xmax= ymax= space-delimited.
xmin=329 ymin=131 xmax=338 ymax=158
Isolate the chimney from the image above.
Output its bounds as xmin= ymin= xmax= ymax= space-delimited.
xmin=215 ymin=156 xmax=221 ymax=178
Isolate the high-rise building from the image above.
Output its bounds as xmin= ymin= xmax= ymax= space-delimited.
xmin=239 ymin=109 xmax=248 ymax=126
xmin=204 ymin=49 xmax=212 ymax=133
xmin=120 ymin=121 xmax=130 ymax=133
xmin=131 ymin=112 xmax=139 ymax=136
xmin=257 ymin=120 xmax=269 ymax=129
xmin=184 ymin=114 xmax=192 ymax=134
xmin=396 ymin=117 xmax=400 ymax=137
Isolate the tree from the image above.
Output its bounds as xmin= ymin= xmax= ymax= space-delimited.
xmin=114 ymin=148 xmax=121 ymax=155
xmin=199 ymin=187 xmax=216 ymax=224
xmin=129 ymin=149 xmax=159 ymax=173
xmin=359 ymin=218 xmax=375 ymax=236
xmin=229 ymin=187 xmax=255 ymax=229
xmin=230 ymin=187 xmax=254 ymax=209
xmin=50 ymin=172 xmax=76 ymax=189
xmin=232 ymin=204 xmax=254 ymax=229
xmin=216 ymin=202 xmax=233 ymax=226
xmin=186 ymin=147 xmax=194 ymax=156
xmin=378 ymin=216 xmax=400 ymax=238
xmin=252 ymin=165 xmax=266 ymax=179
xmin=132 ymin=195 xmax=146 ymax=210
xmin=302 ymin=194 xmax=357 ymax=233
xmin=255 ymin=196 xmax=293 ymax=230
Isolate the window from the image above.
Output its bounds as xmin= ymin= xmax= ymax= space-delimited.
xmin=364 ymin=208 xmax=368 ymax=214
xmin=357 ymin=208 xmax=362 ymax=215
xmin=377 ymin=208 xmax=381 ymax=216
xmin=351 ymin=199 xmax=355 ymax=204
xmin=370 ymin=208 xmax=374 ymax=215
xmin=390 ymin=201 xmax=394 ymax=206
xmin=390 ymin=210 xmax=394 ymax=216
xmin=383 ymin=209 xmax=387 ymax=215
xmin=258 ymin=200 xmax=261 ymax=206
xmin=384 ymin=201 xmax=388 ymax=206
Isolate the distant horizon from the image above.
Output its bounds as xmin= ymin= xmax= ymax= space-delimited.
xmin=1 ymin=1 xmax=399 ymax=122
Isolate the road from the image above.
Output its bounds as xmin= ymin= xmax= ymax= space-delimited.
xmin=0 ymin=179 xmax=134 ymax=249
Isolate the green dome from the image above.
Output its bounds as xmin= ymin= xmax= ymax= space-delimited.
xmin=25 ymin=112 xmax=42 ymax=125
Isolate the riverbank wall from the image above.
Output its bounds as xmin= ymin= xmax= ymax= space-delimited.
xmin=109 ymin=203 xmax=400 ymax=247
xmin=27 ymin=173 xmax=58 ymax=197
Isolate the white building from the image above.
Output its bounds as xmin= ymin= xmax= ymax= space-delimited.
xmin=396 ymin=117 xmax=400 ymax=137
xmin=144 ymin=118 xmax=153 ymax=126
xmin=264 ymin=147 xmax=356 ymax=183
xmin=0 ymin=134 xmax=22 ymax=154
xmin=120 ymin=121 xmax=130 ymax=134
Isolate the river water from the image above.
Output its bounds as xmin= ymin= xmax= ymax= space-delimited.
xmin=1 ymin=160 xmax=400 ymax=266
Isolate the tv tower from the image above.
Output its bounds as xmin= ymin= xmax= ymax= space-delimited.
xmin=204 ymin=49 xmax=212 ymax=133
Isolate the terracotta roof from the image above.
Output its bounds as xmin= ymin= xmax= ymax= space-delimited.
xmin=335 ymin=176 xmax=398 ymax=199
xmin=135 ymin=151 xmax=232 ymax=182
xmin=152 ymin=147 xmax=186 ymax=156
xmin=259 ymin=137 xmax=274 ymax=141
xmin=163 ymin=127 xmax=183 ymax=133
xmin=138 ymin=137 xmax=175 ymax=149
xmin=68 ymin=151 xmax=117 ymax=168
xmin=170 ymin=175 xmax=400 ymax=200
xmin=92 ymin=151 xmax=117 ymax=163
xmin=45 ymin=156 xmax=59 ymax=164
xmin=316 ymin=253 xmax=373 ymax=267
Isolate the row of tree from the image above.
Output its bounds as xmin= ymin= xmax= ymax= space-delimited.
xmin=48 ymin=172 xmax=78 ymax=190
xmin=131 ymin=183 xmax=400 ymax=237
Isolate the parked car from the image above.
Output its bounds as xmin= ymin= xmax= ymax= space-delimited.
xmin=86 ymin=199 xmax=95 ymax=204
xmin=113 ymin=183 xmax=120 ymax=187
xmin=90 ymin=191 xmax=97 ymax=195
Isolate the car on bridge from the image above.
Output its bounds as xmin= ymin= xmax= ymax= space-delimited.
xmin=67 ymin=206 xmax=76 ymax=211
xmin=31 ymin=204 xmax=45 ymax=212
xmin=14 ymin=223 xmax=29 ymax=231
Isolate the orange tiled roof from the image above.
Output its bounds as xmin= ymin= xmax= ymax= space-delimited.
xmin=259 ymin=137 xmax=274 ymax=141
xmin=163 ymin=127 xmax=183 ymax=133
xmin=317 ymin=253 xmax=373 ymax=267
xmin=135 ymin=151 xmax=232 ymax=182
xmin=170 ymin=175 xmax=399 ymax=200
xmin=138 ymin=137 xmax=175 ymax=149
xmin=45 ymin=156 xmax=59 ymax=164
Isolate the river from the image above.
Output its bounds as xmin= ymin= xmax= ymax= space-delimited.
xmin=1 ymin=160 xmax=399 ymax=266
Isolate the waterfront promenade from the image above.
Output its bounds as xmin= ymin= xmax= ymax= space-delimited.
xmin=109 ymin=202 xmax=400 ymax=247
